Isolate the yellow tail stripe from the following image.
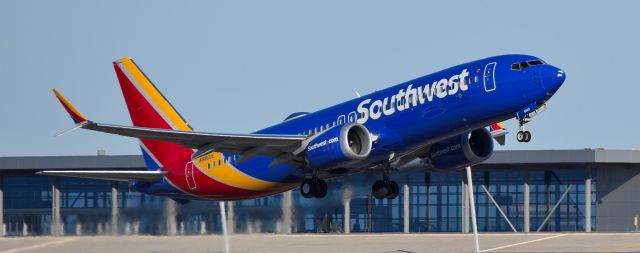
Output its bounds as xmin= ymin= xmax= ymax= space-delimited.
xmin=118 ymin=58 xmax=191 ymax=131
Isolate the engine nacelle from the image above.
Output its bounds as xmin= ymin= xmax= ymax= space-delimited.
xmin=306 ymin=124 xmax=372 ymax=169
xmin=428 ymin=128 xmax=494 ymax=170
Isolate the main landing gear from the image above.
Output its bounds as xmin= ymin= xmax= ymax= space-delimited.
xmin=516 ymin=121 xmax=532 ymax=143
xmin=371 ymin=165 xmax=399 ymax=199
xmin=300 ymin=177 xmax=327 ymax=198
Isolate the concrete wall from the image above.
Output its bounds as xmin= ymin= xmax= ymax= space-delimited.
xmin=596 ymin=165 xmax=640 ymax=232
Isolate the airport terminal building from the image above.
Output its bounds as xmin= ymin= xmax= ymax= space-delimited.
xmin=1 ymin=149 xmax=639 ymax=236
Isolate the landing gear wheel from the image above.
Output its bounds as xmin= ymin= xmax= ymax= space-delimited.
xmin=371 ymin=180 xmax=400 ymax=199
xmin=386 ymin=181 xmax=399 ymax=200
xmin=300 ymin=179 xmax=315 ymax=198
xmin=517 ymin=131 xmax=525 ymax=142
xmin=372 ymin=180 xmax=388 ymax=199
xmin=300 ymin=178 xmax=328 ymax=198
xmin=523 ymin=131 xmax=531 ymax=142
xmin=314 ymin=179 xmax=328 ymax=198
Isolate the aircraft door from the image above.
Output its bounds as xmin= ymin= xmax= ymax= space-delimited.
xmin=483 ymin=62 xmax=497 ymax=92
xmin=185 ymin=161 xmax=198 ymax=191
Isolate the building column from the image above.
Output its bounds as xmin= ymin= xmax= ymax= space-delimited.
xmin=227 ymin=201 xmax=235 ymax=234
xmin=111 ymin=181 xmax=119 ymax=235
xmin=585 ymin=168 xmax=592 ymax=232
xmin=164 ymin=198 xmax=177 ymax=236
xmin=343 ymin=176 xmax=351 ymax=234
xmin=524 ymin=169 xmax=530 ymax=233
xmin=403 ymin=176 xmax=410 ymax=233
xmin=52 ymin=177 xmax=61 ymax=236
xmin=462 ymin=175 xmax=469 ymax=233
xmin=0 ymin=175 xmax=4 ymax=237
xmin=280 ymin=191 xmax=293 ymax=233
xmin=367 ymin=192 xmax=373 ymax=232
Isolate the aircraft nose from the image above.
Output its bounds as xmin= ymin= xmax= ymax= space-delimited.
xmin=542 ymin=66 xmax=566 ymax=92
xmin=556 ymin=68 xmax=566 ymax=85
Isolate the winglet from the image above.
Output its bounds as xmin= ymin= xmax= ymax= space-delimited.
xmin=489 ymin=122 xmax=508 ymax=146
xmin=53 ymin=89 xmax=89 ymax=124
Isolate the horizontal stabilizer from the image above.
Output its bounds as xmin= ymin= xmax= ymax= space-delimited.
xmin=36 ymin=170 xmax=167 ymax=182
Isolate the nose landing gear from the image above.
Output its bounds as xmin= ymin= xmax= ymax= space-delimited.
xmin=516 ymin=102 xmax=549 ymax=143
xmin=516 ymin=122 xmax=531 ymax=143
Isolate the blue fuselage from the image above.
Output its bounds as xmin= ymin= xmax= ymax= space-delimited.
xmin=234 ymin=54 xmax=564 ymax=182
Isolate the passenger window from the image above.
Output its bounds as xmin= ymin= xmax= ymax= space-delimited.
xmin=326 ymin=123 xmax=330 ymax=129
xmin=474 ymin=76 xmax=478 ymax=83
xmin=348 ymin=112 xmax=357 ymax=123
xmin=208 ymin=163 xmax=211 ymax=169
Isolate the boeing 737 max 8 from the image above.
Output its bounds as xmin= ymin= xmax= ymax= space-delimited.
xmin=44 ymin=54 xmax=565 ymax=201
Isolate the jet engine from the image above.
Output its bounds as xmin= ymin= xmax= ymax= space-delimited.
xmin=427 ymin=128 xmax=494 ymax=170
xmin=305 ymin=124 xmax=372 ymax=169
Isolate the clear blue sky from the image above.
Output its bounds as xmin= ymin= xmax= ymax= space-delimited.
xmin=1 ymin=1 xmax=638 ymax=156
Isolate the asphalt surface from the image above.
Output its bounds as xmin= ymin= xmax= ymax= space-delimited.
xmin=1 ymin=233 xmax=640 ymax=253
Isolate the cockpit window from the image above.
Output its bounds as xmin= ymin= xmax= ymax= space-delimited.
xmin=511 ymin=63 xmax=521 ymax=70
xmin=511 ymin=59 xmax=545 ymax=71
xmin=528 ymin=60 xmax=543 ymax=66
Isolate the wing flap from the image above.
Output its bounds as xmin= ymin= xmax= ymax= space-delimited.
xmin=36 ymin=170 xmax=167 ymax=182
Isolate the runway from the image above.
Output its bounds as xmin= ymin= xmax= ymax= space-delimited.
xmin=1 ymin=233 xmax=640 ymax=253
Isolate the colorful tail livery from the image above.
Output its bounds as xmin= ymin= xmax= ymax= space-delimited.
xmin=113 ymin=57 xmax=194 ymax=171
xmin=46 ymin=55 xmax=565 ymax=201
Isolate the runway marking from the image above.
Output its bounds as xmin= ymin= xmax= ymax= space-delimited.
xmin=479 ymin=233 xmax=567 ymax=252
xmin=0 ymin=237 xmax=77 ymax=253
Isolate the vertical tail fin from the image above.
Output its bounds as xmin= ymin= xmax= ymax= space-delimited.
xmin=113 ymin=57 xmax=194 ymax=170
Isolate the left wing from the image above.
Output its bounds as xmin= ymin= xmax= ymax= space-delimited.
xmin=53 ymin=89 xmax=309 ymax=167
xmin=81 ymin=121 xmax=307 ymax=155
xmin=36 ymin=170 xmax=167 ymax=182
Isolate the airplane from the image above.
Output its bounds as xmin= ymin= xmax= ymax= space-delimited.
xmin=43 ymin=54 xmax=565 ymax=201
